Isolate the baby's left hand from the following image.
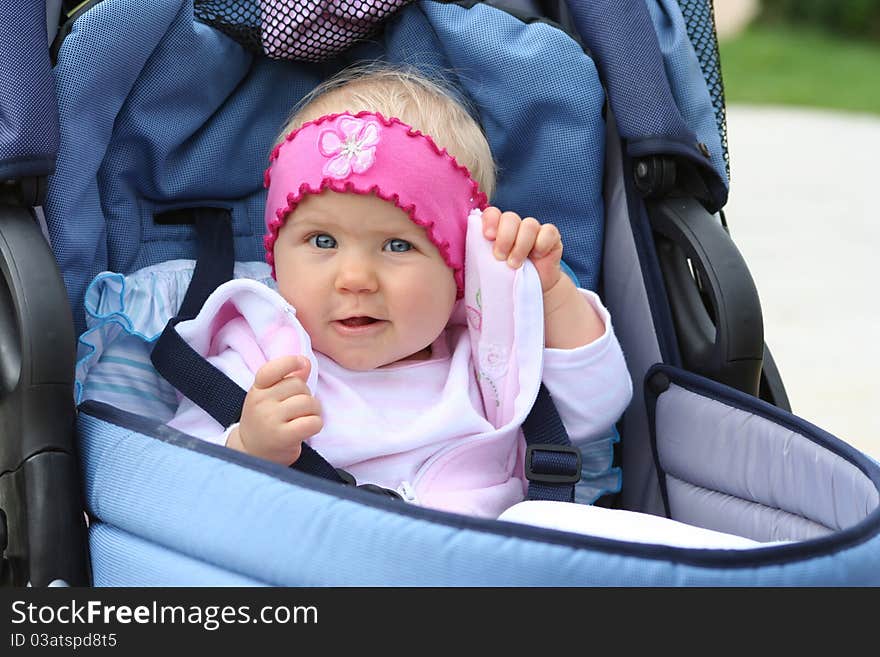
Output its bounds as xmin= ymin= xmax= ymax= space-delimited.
xmin=481 ymin=207 xmax=562 ymax=293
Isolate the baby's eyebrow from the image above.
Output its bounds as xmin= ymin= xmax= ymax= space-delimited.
xmin=288 ymin=215 xmax=337 ymax=231
xmin=291 ymin=215 xmax=429 ymax=241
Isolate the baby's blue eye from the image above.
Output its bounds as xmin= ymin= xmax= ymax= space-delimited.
xmin=309 ymin=234 xmax=337 ymax=249
xmin=384 ymin=238 xmax=412 ymax=253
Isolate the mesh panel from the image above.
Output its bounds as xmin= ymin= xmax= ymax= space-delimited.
xmin=676 ymin=0 xmax=729 ymax=177
xmin=194 ymin=0 xmax=411 ymax=61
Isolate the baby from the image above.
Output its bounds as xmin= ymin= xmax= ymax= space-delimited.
xmin=169 ymin=65 xmax=633 ymax=519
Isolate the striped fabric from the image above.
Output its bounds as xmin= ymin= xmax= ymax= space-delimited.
xmin=76 ymin=260 xmax=274 ymax=418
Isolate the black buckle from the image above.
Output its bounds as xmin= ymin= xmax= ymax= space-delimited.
xmin=524 ymin=444 xmax=582 ymax=485
xmin=335 ymin=468 xmax=403 ymax=500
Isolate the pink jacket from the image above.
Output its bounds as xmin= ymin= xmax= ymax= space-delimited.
xmin=168 ymin=212 xmax=632 ymax=517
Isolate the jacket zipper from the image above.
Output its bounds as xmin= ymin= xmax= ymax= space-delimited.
xmin=396 ymin=481 xmax=419 ymax=504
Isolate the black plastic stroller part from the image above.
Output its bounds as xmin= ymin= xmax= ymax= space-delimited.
xmin=0 ymin=178 xmax=47 ymax=208
xmin=633 ymin=156 xmax=677 ymax=199
xmin=0 ymin=508 xmax=7 ymax=579
xmin=0 ymin=202 xmax=88 ymax=586
xmin=634 ymin=156 xmax=788 ymax=407
xmin=646 ymin=194 xmax=764 ymax=398
xmin=759 ymin=342 xmax=791 ymax=413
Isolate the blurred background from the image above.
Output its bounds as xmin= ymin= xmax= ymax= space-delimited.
xmin=714 ymin=0 xmax=880 ymax=458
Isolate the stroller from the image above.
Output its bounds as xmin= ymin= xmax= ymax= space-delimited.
xmin=1 ymin=0 xmax=878 ymax=586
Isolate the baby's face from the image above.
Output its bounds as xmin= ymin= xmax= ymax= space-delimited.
xmin=274 ymin=190 xmax=458 ymax=370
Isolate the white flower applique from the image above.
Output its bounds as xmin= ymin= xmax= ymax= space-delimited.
xmin=318 ymin=116 xmax=382 ymax=179
xmin=480 ymin=342 xmax=509 ymax=380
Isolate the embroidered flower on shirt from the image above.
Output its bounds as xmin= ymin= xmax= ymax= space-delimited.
xmin=318 ymin=117 xmax=381 ymax=179
xmin=466 ymin=305 xmax=482 ymax=332
xmin=466 ymin=289 xmax=483 ymax=331
xmin=480 ymin=342 xmax=509 ymax=379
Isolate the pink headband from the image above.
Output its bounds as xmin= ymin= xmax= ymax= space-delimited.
xmin=264 ymin=111 xmax=488 ymax=298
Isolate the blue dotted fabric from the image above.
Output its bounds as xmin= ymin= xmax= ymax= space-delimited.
xmin=0 ymin=0 xmax=58 ymax=179
xmin=566 ymin=0 xmax=728 ymax=206
xmin=675 ymin=0 xmax=729 ymax=176
xmin=647 ymin=0 xmax=728 ymax=188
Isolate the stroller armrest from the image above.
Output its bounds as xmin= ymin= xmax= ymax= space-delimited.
xmin=647 ymin=197 xmax=764 ymax=397
xmin=0 ymin=204 xmax=87 ymax=586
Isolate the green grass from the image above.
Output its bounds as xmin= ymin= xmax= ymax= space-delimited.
xmin=718 ymin=25 xmax=880 ymax=115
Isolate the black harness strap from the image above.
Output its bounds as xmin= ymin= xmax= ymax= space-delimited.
xmin=522 ymin=384 xmax=581 ymax=503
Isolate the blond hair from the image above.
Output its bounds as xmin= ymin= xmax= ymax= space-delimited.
xmin=275 ymin=64 xmax=496 ymax=199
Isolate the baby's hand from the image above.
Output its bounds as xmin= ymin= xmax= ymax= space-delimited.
xmin=228 ymin=355 xmax=323 ymax=465
xmin=481 ymin=207 xmax=563 ymax=293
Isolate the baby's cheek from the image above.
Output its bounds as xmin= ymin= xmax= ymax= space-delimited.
xmin=416 ymin=296 xmax=454 ymax=339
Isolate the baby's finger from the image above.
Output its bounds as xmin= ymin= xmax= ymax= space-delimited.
xmin=283 ymin=414 xmax=324 ymax=443
xmin=482 ymin=206 xmax=502 ymax=239
xmin=531 ymin=223 xmax=562 ymax=259
xmin=263 ymin=374 xmax=311 ymax=401
xmin=254 ymin=355 xmax=310 ymax=390
xmin=506 ymin=217 xmax=541 ymax=268
xmin=493 ymin=211 xmax=521 ymax=261
xmin=278 ymin=393 xmax=322 ymax=423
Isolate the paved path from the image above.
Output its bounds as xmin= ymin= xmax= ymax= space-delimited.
xmin=724 ymin=104 xmax=880 ymax=459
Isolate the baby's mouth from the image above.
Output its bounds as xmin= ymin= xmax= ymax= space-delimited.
xmin=338 ymin=316 xmax=380 ymax=327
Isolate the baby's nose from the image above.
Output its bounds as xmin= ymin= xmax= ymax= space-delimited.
xmin=334 ymin=256 xmax=379 ymax=293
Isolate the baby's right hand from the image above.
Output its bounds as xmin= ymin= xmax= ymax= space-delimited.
xmin=227 ymin=355 xmax=323 ymax=465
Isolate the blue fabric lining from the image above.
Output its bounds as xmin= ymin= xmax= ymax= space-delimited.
xmin=79 ymin=403 xmax=880 ymax=584
xmin=647 ymin=364 xmax=880 ymax=490
xmin=575 ymin=427 xmax=622 ymax=505
xmin=90 ymin=523 xmax=268 ymax=587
